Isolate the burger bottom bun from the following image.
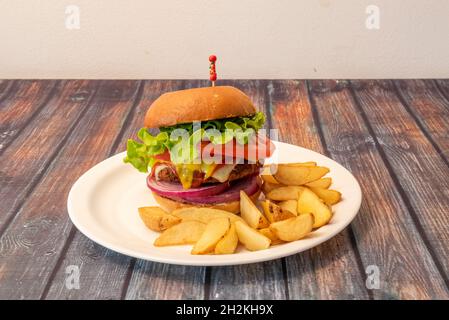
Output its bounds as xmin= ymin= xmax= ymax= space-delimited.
xmin=152 ymin=189 xmax=262 ymax=214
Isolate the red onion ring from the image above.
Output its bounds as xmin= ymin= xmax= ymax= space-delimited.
xmin=150 ymin=174 xmax=260 ymax=204
xmin=147 ymin=175 xmax=229 ymax=198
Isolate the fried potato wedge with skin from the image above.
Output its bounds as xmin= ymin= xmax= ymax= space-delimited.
xmin=259 ymin=227 xmax=284 ymax=245
xmin=154 ymin=221 xmax=206 ymax=246
xmin=261 ymin=165 xmax=280 ymax=184
xmin=261 ymin=174 xmax=279 ymax=185
xmin=309 ymin=187 xmax=342 ymax=205
xmin=192 ymin=218 xmax=230 ymax=255
xmin=266 ymin=186 xmax=304 ymax=201
xmin=138 ymin=207 xmax=181 ymax=232
xmin=262 ymin=181 xmax=284 ymax=195
xmin=215 ymin=223 xmax=239 ymax=254
xmin=278 ymin=200 xmax=298 ymax=216
xmin=267 ymin=162 xmax=316 ymax=171
xmin=235 ymin=221 xmax=271 ymax=251
xmin=274 ymin=165 xmax=329 ymax=186
xmin=305 ymin=177 xmax=332 ymax=189
xmin=261 ymin=200 xmax=296 ymax=223
xmin=172 ymin=207 xmax=244 ymax=224
xmin=270 ymin=213 xmax=314 ymax=242
xmin=283 ymin=161 xmax=317 ymax=167
xmin=297 ymin=188 xmax=332 ymax=228
xmin=240 ymin=191 xmax=269 ymax=229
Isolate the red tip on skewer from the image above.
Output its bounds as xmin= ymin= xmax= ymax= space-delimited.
xmin=209 ymin=55 xmax=217 ymax=86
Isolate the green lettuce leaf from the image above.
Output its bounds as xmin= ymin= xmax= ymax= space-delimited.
xmin=123 ymin=112 xmax=266 ymax=172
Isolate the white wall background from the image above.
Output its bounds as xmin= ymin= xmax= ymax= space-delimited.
xmin=0 ymin=0 xmax=448 ymax=79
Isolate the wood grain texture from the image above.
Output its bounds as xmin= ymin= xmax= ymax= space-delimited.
xmin=0 ymin=81 xmax=17 ymax=104
xmin=350 ymin=80 xmax=449 ymax=284
xmin=268 ymin=80 xmax=369 ymax=299
xmin=0 ymin=81 xmax=141 ymax=299
xmin=43 ymin=80 xmax=205 ymax=300
xmin=0 ymin=81 xmax=99 ymax=230
xmin=394 ymin=80 xmax=449 ymax=164
xmin=310 ymin=80 xmax=449 ymax=299
xmin=125 ymin=261 xmax=206 ymax=300
xmin=434 ymin=79 xmax=449 ymax=104
xmin=0 ymin=79 xmax=447 ymax=300
xmin=0 ymin=80 xmax=59 ymax=154
xmin=206 ymin=80 xmax=287 ymax=300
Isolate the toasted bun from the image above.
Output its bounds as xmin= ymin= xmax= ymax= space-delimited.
xmin=144 ymin=86 xmax=256 ymax=128
xmin=152 ymin=189 xmax=261 ymax=214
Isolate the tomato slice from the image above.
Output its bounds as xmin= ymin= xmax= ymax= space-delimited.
xmin=205 ymin=135 xmax=275 ymax=162
xmin=154 ymin=150 xmax=171 ymax=161
xmin=155 ymin=135 xmax=275 ymax=166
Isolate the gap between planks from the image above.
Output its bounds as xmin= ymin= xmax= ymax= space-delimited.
xmin=392 ymin=81 xmax=449 ymax=169
xmin=434 ymin=80 xmax=449 ymax=108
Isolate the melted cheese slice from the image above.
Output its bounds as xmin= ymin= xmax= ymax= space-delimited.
xmin=175 ymin=164 xmax=202 ymax=189
xmin=210 ymin=164 xmax=237 ymax=183
xmin=154 ymin=161 xmax=236 ymax=189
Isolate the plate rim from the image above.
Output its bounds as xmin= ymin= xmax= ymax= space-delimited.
xmin=68 ymin=141 xmax=362 ymax=266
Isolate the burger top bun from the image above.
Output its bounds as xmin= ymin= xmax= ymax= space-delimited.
xmin=144 ymin=86 xmax=256 ymax=128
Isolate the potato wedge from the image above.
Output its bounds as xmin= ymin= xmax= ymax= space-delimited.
xmin=297 ymin=188 xmax=332 ymax=228
xmin=261 ymin=175 xmax=279 ymax=185
xmin=305 ymin=177 xmax=332 ymax=189
xmin=261 ymin=175 xmax=279 ymax=184
xmin=266 ymin=186 xmax=304 ymax=201
xmin=262 ymin=181 xmax=284 ymax=195
xmin=274 ymin=165 xmax=329 ymax=186
xmin=192 ymin=218 xmax=230 ymax=255
xmin=284 ymin=161 xmax=317 ymax=167
xmin=154 ymin=221 xmax=206 ymax=246
xmin=138 ymin=207 xmax=181 ymax=232
xmin=261 ymin=200 xmax=296 ymax=223
xmin=235 ymin=221 xmax=271 ymax=251
xmin=278 ymin=200 xmax=298 ymax=216
xmin=259 ymin=227 xmax=284 ymax=245
xmin=172 ymin=207 xmax=244 ymax=224
xmin=261 ymin=165 xmax=280 ymax=184
xmin=309 ymin=187 xmax=342 ymax=205
xmin=215 ymin=223 xmax=238 ymax=254
xmin=270 ymin=213 xmax=314 ymax=242
xmin=240 ymin=191 xmax=269 ymax=229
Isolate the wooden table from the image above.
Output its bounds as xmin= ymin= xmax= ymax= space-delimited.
xmin=0 ymin=79 xmax=448 ymax=300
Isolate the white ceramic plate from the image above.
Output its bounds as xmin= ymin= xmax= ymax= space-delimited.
xmin=68 ymin=141 xmax=361 ymax=266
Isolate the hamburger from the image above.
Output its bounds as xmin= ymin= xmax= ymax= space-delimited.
xmin=124 ymin=86 xmax=275 ymax=213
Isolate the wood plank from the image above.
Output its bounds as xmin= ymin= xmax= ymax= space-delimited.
xmin=349 ymin=80 xmax=449 ymax=290
xmin=394 ymin=80 xmax=449 ymax=164
xmin=311 ymin=80 xmax=449 ymax=299
xmin=434 ymin=79 xmax=449 ymax=103
xmin=43 ymin=80 xmax=206 ymax=300
xmin=0 ymin=81 xmax=100 ymax=229
xmin=125 ymin=261 xmax=206 ymax=300
xmin=207 ymin=80 xmax=287 ymax=299
xmin=0 ymin=80 xmax=141 ymax=299
xmin=0 ymin=80 xmax=59 ymax=154
xmin=268 ymin=80 xmax=369 ymax=299
xmin=0 ymin=80 xmax=17 ymax=103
